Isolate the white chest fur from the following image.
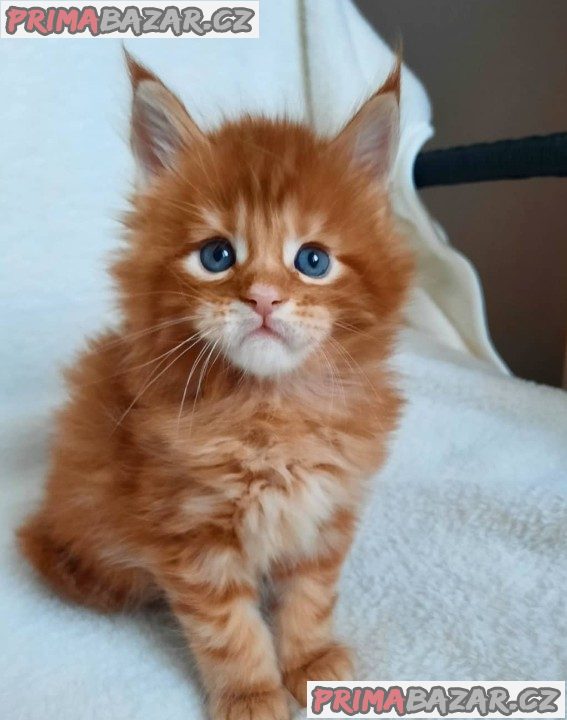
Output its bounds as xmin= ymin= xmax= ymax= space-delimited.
xmin=234 ymin=464 xmax=349 ymax=571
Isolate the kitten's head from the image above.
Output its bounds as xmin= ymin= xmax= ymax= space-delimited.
xmin=116 ymin=54 xmax=412 ymax=382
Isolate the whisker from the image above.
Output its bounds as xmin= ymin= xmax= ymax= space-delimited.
xmin=318 ymin=349 xmax=335 ymax=410
xmin=176 ymin=337 xmax=216 ymax=432
xmin=333 ymin=321 xmax=379 ymax=343
xmin=328 ymin=336 xmax=380 ymax=402
xmin=187 ymin=338 xmax=222 ymax=436
xmin=81 ymin=331 xmax=204 ymax=386
xmin=234 ymin=366 xmax=247 ymax=393
xmin=321 ymin=346 xmax=346 ymax=409
xmin=112 ymin=333 xmax=209 ymax=433
xmin=327 ymin=336 xmax=357 ymax=375
xmin=97 ymin=315 xmax=199 ymax=351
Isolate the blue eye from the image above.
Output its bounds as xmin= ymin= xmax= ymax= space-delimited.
xmin=199 ymin=238 xmax=236 ymax=273
xmin=294 ymin=245 xmax=331 ymax=278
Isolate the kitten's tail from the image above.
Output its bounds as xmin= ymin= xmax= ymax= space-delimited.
xmin=17 ymin=512 xmax=158 ymax=612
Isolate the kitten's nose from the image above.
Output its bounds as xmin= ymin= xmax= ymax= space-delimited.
xmin=243 ymin=284 xmax=284 ymax=318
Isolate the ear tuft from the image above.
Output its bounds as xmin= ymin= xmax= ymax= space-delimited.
xmin=377 ymin=48 xmax=402 ymax=104
xmin=124 ymin=49 xmax=206 ymax=187
xmin=332 ymin=53 xmax=402 ymax=184
xmin=123 ymin=47 xmax=157 ymax=88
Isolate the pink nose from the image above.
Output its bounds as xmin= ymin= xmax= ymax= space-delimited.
xmin=243 ymin=284 xmax=284 ymax=318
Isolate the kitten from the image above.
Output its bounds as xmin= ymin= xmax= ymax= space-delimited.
xmin=18 ymin=53 xmax=412 ymax=720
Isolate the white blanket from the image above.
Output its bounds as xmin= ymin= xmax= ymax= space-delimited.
xmin=2 ymin=1 xmax=566 ymax=717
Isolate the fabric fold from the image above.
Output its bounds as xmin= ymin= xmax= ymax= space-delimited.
xmin=299 ymin=0 xmax=506 ymax=370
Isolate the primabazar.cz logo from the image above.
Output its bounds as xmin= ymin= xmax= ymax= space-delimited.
xmin=0 ymin=1 xmax=259 ymax=38
xmin=307 ymin=681 xmax=566 ymax=719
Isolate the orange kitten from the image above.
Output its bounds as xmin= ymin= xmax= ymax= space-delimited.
xmin=18 ymin=53 xmax=412 ymax=720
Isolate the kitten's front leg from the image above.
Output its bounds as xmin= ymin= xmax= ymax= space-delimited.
xmin=158 ymin=547 xmax=290 ymax=720
xmin=273 ymin=549 xmax=354 ymax=708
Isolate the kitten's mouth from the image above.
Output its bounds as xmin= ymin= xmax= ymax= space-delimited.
xmin=248 ymin=325 xmax=284 ymax=342
xmin=227 ymin=318 xmax=313 ymax=376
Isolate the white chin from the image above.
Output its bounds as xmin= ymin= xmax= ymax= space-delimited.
xmin=228 ymin=334 xmax=307 ymax=378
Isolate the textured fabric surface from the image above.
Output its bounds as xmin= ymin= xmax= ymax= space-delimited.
xmin=1 ymin=330 xmax=566 ymax=720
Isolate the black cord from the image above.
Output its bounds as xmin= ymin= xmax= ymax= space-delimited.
xmin=414 ymin=132 xmax=567 ymax=188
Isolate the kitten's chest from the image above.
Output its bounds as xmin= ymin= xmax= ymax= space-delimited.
xmin=179 ymin=413 xmax=356 ymax=568
xmin=232 ymin=451 xmax=346 ymax=568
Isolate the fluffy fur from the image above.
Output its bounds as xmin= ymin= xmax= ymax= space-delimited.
xmin=18 ymin=53 xmax=413 ymax=720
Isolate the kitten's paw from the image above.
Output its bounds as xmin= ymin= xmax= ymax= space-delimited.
xmin=282 ymin=643 xmax=354 ymax=708
xmin=212 ymin=687 xmax=291 ymax=720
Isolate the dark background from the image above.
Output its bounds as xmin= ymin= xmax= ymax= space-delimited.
xmin=355 ymin=0 xmax=567 ymax=387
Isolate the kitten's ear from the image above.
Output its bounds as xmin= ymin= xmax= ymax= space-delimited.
xmin=125 ymin=50 xmax=207 ymax=186
xmin=332 ymin=57 xmax=401 ymax=183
